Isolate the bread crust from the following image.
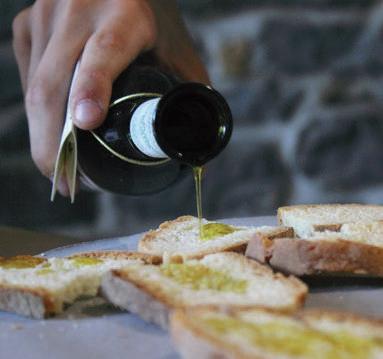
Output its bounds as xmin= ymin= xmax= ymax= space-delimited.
xmin=313 ymin=223 xmax=342 ymax=232
xmin=69 ymin=251 xmax=162 ymax=264
xmin=246 ymin=235 xmax=383 ymax=276
xmin=0 ymin=285 xmax=56 ymax=319
xmin=101 ymin=271 xmax=170 ymax=329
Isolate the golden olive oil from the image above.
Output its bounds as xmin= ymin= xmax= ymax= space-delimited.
xmin=160 ymin=263 xmax=248 ymax=293
xmin=0 ymin=256 xmax=46 ymax=269
xmin=193 ymin=166 xmax=239 ymax=240
xmin=203 ymin=316 xmax=383 ymax=359
xmin=37 ymin=268 xmax=54 ymax=275
xmin=70 ymin=257 xmax=103 ymax=267
xmin=200 ymin=223 xmax=238 ymax=241
xmin=193 ymin=166 xmax=204 ymax=237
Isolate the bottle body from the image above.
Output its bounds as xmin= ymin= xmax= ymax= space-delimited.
xmin=77 ymin=63 xmax=232 ymax=196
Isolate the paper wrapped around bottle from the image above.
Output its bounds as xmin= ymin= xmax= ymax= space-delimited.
xmin=51 ymin=63 xmax=80 ymax=203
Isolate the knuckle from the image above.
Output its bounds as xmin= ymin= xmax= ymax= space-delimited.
xmin=125 ymin=0 xmax=142 ymax=12
xmin=131 ymin=0 xmax=157 ymax=44
xmin=32 ymin=0 xmax=52 ymax=13
xmin=94 ymin=30 xmax=126 ymax=54
xmin=116 ymin=0 xmax=157 ymax=47
xmin=143 ymin=18 xmax=157 ymax=48
xmin=64 ymin=0 xmax=87 ymax=16
xmin=12 ymin=9 xmax=29 ymax=36
xmin=30 ymin=0 xmax=54 ymax=28
xmin=12 ymin=10 xmax=31 ymax=58
xmin=115 ymin=0 xmax=139 ymax=10
xmin=25 ymin=78 xmax=51 ymax=111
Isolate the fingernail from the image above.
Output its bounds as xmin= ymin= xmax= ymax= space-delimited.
xmin=75 ymin=99 xmax=103 ymax=125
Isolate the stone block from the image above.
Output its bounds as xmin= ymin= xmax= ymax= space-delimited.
xmin=220 ymin=38 xmax=253 ymax=79
xmin=321 ymin=75 xmax=383 ymax=106
xmin=256 ymin=17 xmax=362 ymax=74
xmin=222 ymin=78 xmax=280 ymax=124
xmin=222 ymin=76 xmax=305 ymax=124
xmin=296 ymin=107 xmax=383 ymax=190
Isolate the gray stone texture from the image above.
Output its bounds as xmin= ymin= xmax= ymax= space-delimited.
xmin=297 ymin=107 xmax=383 ymax=189
xmin=1 ymin=0 xmax=383 ymax=239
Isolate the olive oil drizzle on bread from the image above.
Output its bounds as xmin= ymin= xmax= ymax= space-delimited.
xmin=192 ymin=166 xmax=237 ymax=241
xmin=193 ymin=166 xmax=204 ymax=238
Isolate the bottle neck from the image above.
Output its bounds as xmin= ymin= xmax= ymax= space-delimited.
xmin=130 ymin=82 xmax=233 ymax=166
xmin=154 ymin=83 xmax=233 ymax=166
xmin=129 ymin=97 xmax=168 ymax=159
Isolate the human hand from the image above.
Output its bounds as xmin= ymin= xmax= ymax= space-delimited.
xmin=12 ymin=0 xmax=209 ymax=196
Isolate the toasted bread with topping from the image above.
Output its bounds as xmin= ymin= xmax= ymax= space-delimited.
xmin=0 ymin=251 xmax=160 ymax=318
xmin=247 ymin=204 xmax=383 ymax=276
xmin=171 ymin=307 xmax=383 ymax=359
xmin=100 ymin=252 xmax=307 ymax=329
xmin=138 ymin=215 xmax=293 ymax=262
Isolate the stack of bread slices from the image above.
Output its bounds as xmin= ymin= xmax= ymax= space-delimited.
xmin=246 ymin=204 xmax=383 ymax=276
xmin=2 ymin=204 xmax=383 ymax=358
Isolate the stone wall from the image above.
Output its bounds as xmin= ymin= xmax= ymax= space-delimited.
xmin=1 ymin=0 xmax=383 ymax=239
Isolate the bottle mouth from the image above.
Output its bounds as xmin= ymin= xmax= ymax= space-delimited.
xmin=155 ymin=83 xmax=233 ymax=166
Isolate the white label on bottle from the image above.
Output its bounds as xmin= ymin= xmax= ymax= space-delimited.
xmin=130 ymin=98 xmax=168 ymax=158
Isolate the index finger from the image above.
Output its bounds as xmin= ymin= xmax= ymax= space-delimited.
xmin=70 ymin=10 xmax=156 ymax=129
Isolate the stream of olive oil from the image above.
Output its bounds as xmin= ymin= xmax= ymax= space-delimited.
xmin=193 ymin=166 xmax=204 ymax=237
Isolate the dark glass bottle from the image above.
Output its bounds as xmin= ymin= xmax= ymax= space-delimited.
xmin=77 ymin=60 xmax=232 ymax=196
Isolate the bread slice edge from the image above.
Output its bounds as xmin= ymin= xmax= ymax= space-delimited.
xmin=0 ymin=251 xmax=161 ymax=319
xmin=246 ymin=235 xmax=383 ymax=276
xmin=100 ymin=252 xmax=307 ymax=329
xmin=0 ymin=285 xmax=56 ymax=319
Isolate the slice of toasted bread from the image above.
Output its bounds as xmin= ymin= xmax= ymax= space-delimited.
xmin=138 ymin=215 xmax=293 ymax=262
xmin=278 ymin=204 xmax=383 ymax=238
xmin=247 ymin=204 xmax=383 ymax=276
xmin=100 ymin=252 xmax=307 ymax=329
xmin=171 ymin=307 xmax=383 ymax=359
xmin=0 ymin=251 xmax=159 ymax=319
xmin=246 ymin=234 xmax=383 ymax=276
